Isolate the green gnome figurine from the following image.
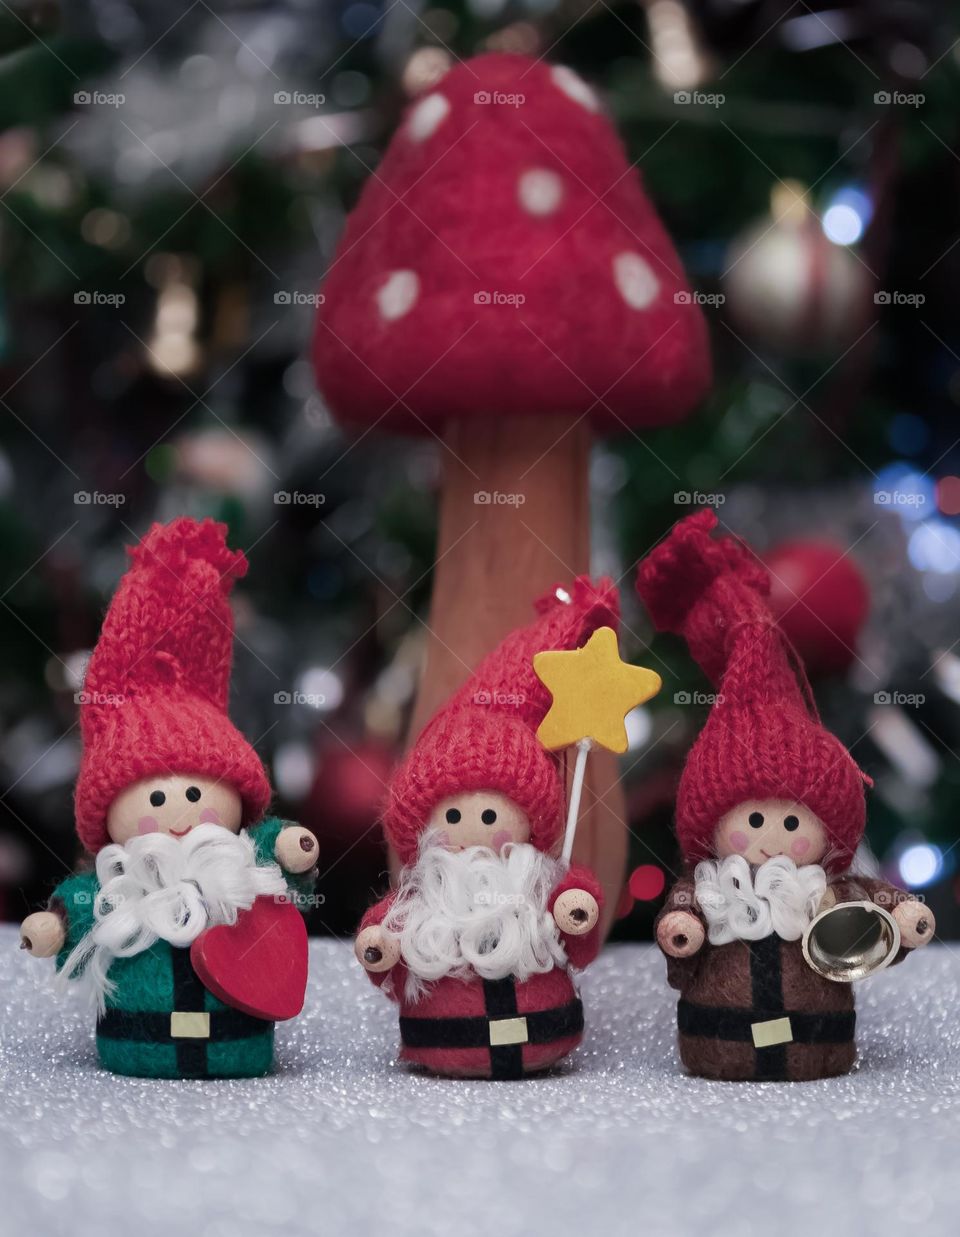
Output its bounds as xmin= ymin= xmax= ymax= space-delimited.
xmin=19 ymin=518 xmax=318 ymax=1079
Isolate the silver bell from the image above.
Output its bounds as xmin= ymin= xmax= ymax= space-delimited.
xmin=801 ymin=900 xmax=901 ymax=983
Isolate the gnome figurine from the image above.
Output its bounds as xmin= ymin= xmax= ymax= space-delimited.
xmin=19 ymin=518 xmax=318 ymax=1079
xmin=637 ymin=512 xmax=934 ymax=1082
xmin=355 ymin=579 xmax=617 ymax=1079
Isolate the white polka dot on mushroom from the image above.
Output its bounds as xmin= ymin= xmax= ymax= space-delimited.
xmin=613 ymin=252 xmax=659 ymax=310
xmin=377 ymin=270 xmax=419 ymax=321
xmin=518 ymin=168 xmax=563 ymax=217
xmin=550 ymin=65 xmax=601 ymax=112
xmin=407 ymin=92 xmax=450 ymax=142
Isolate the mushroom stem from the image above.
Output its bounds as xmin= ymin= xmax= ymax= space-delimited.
xmin=404 ymin=412 xmax=626 ymax=939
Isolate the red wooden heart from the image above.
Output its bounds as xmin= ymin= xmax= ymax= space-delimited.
xmin=191 ymin=896 xmax=308 ymax=1021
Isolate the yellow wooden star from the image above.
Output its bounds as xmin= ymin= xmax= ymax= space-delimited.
xmin=533 ymin=626 xmax=662 ymax=755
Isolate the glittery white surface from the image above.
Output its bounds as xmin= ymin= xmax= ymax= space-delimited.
xmin=2 ymin=926 xmax=956 ymax=1236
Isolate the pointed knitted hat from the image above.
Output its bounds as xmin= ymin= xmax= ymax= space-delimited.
xmin=384 ymin=577 xmax=619 ymax=864
xmin=636 ymin=511 xmax=866 ymax=872
xmin=74 ymin=518 xmax=272 ymax=853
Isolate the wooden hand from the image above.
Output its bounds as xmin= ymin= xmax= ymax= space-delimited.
xmin=20 ymin=911 xmax=65 ymax=958
xmin=657 ymin=910 xmax=705 ymax=959
xmin=894 ymin=899 xmax=935 ymax=948
xmin=275 ymin=826 xmax=319 ymax=874
xmin=552 ymin=888 xmax=600 ymax=936
xmin=355 ymin=925 xmax=401 ymax=972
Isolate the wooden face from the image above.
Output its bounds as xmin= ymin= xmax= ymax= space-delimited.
xmin=106 ymin=775 xmax=243 ymax=845
xmin=714 ymin=798 xmax=827 ymax=866
xmin=425 ymin=790 xmax=531 ymax=852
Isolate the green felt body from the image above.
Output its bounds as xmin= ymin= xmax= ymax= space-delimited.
xmin=52 ymin=817 xmax=309 ymax=1080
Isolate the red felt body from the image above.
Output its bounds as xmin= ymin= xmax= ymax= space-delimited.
xmin=191 ymin=896 xmax=308 ymax=1021
xmin=313 ymin=53 xmax=710 ymax=433
xmin=361 ymin=866 xmax=602 ymax=1076
xmin=398 ymin=967 xmax=583 ymax=1079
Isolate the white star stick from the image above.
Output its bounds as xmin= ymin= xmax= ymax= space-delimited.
xmin=561 ymin=737 xmax=593 ymax=863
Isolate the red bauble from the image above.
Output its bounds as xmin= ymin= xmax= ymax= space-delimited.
xmin=628 ymin=864 xmax=667 ymax=902
xmin=307 ymin=740 xmax=396 ymax=851
xmin=763 ymin=540 xmax=870 ymax=676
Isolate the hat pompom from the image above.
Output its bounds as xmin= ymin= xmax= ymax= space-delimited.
xmin=637 ymin=510 xmax=769 ymax=683
xmin=129 ymin=516 xmax=248 ymax=586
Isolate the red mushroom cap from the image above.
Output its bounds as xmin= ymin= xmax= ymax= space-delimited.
xmin=312 ymin=53 xmax=711 ymax=434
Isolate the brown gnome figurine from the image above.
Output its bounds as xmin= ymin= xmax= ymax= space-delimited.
xmin=19 ymin=519 xmax=318 ymax=1079
xmin=636 ymin=511 xmax=934 ymax=1082
xmin=355 ymin=579 xmax=619 ymax=1079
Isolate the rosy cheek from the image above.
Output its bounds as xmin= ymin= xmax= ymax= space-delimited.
xmin=199 ymin=807 xmax=222 ymax=825
xmin=137 ymin=816 xmax=159 ymax=835
xmin=434 ymin=831 xmax=450 ymax=848
xmin=728 ymin=831 xmax=749 ymax=853
xmin=790 ymin=837 xmax=811 ymax=859
xmin=491 ymin=829 xmax=512 ymax=851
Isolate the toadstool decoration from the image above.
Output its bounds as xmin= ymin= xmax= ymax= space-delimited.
xmin=312 ymin=53 xmax=710 ymax=934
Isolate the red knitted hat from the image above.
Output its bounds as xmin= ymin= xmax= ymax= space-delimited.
xmin=74 ymin=518 xmax=272 ymax=853
xmin=384 ymin=577 xmax=619 ymax=864
xmin=636 ymin=512 xmax=866 ymax=872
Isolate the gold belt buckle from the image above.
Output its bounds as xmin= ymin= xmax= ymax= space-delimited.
xmin=170 ymin=1011 xmax=211 ymax=1039
xmin=751 ymin=1016 xmax=793 ymax=1048
xmin=489 ymin=1016 xmax=529 ymax=1047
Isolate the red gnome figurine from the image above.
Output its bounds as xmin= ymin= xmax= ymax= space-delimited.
xmin=19 ymin=519 xmax=318 ymax=1079
xmin=637 ymin=512 xmax=934 ymax=1082
xmin=355 ymin=579 xmax=618 ymax=1079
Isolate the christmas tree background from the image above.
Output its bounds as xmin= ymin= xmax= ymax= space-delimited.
xmin=1 ymin=0 xmax=959 ymax=938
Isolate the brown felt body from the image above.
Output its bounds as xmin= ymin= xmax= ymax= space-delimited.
xmin=658 ymin=874 xmax=913 ymax=1082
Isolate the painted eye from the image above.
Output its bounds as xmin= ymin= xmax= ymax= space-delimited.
xmin=481 ymin=809 xmax=497 ymax=825
xmin=149 ymin=790 xmax=166 ymax=807
xmin=445 ymin=808 xmax=461 ymax=824
xmin=784 ymin=815 xmax=800 ymax=832
xmin=748 ymin=811 xmax=764 ymax=828
xmin=185 ymin=786 xmax=201 ymax=802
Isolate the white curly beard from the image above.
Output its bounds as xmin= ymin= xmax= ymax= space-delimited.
xmin=59 ymin=824 xmax=288 ymax=1014
xmin=694 ymin=854 xmax=827 ymax=945
xmin=382 ymin=834 xmax=569 ymax=1002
